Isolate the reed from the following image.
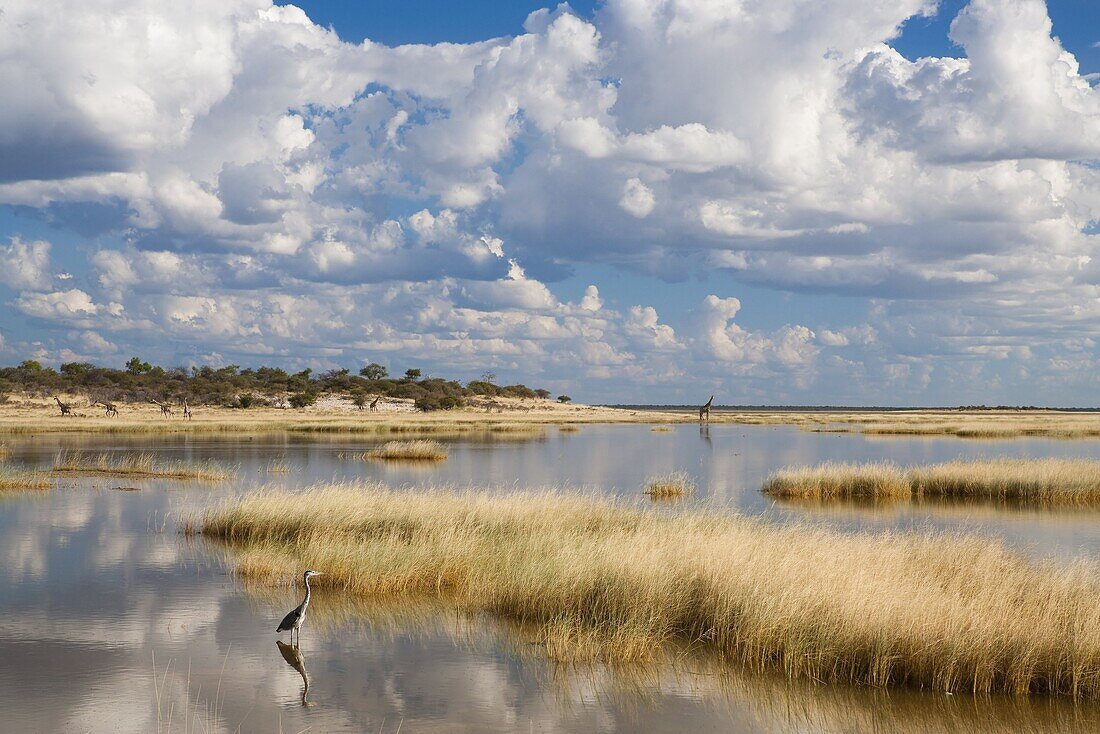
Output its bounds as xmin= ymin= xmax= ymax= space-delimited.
xmin=486 ymin=423 xmax=546 ymax=433
xmin=265 ymin=460 xmax=292 ymax=474
xmin=0 ymin=465 xmax=51 ymax=490
xmin=762 ymin=461 xmax=910 ymax=500
xmin=763 ymin=458 xmax=1100 ymax=505
xmin=193 ymin=483 xmax=1100 ymax=697
xmin=51 ymin=451 xmax=229 ymax=480
xmin=643 ymin=471 xmax=695 ymax=498
xmin=361 ymin=440 xmax=448 ymax=461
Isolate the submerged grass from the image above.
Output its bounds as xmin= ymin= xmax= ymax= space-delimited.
xmin=643 ymin=471 xmax=695 ymax=498
xmin=51 ymin=451 xmax=229 ymax=480
xmin=763 ymin=458 xmax=1100 ymax=505
xmin=264 ymin=460 xmax=291 ymax=474
xmin=194 ymin=482 xmax=1100 ymax=698
xmin=360 ymin=440 xmax=448 ymax=461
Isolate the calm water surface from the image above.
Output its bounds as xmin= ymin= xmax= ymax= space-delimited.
xmin=3 ymin=423 xmax=1100 ymax=732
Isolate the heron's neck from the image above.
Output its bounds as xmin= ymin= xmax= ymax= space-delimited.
xmin=302 ymin=576 xmax=312 ymax=607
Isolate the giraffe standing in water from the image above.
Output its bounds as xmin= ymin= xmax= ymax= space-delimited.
xmin=699 ymin=395 xmax=713 ymax=423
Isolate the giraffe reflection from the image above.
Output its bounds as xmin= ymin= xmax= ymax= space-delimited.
xmin=276 ymin=641 xmax=313 ymax=707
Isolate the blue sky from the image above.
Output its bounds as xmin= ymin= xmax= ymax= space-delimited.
xmin=1 ymin=0 xmax=1099 ymax=405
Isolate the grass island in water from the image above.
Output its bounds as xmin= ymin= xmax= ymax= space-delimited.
xmin=763 ymin=458 xmax=1100 ymax=505
xmin=193 ymin=482 xmax=1100 ymax=698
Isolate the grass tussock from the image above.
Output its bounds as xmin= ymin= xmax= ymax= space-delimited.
xmin=557 ymin=425 xmax=581 ymax=433
xmin=265 ymin=460 xmax=292 ymax=474
xmin=51 ymin=451 xmax=229 ymax=480
xmin=762 ymin=462 xmax=910 ymax=500
xmin=643 ymin=471 xmax=695 ymax=498
xmin=763 ymin=458 xmax=1100 ymax=505
xmin=361 ymin=440 xmax=448 ymax=461
xmin=486 ymin=423 xmax=546 ymax=433
xmin=0 ymin=465 xmax=51 ymax=490
xmin=194 ymin=483 xmax=1100 ymax=697
xmin=650 ymin=426 xmax=673 ymax=432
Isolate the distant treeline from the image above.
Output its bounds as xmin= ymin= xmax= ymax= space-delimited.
xmin=0 ymin=359 xmax=556 ymax=412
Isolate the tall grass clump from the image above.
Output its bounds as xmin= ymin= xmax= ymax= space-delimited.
xmin=486 ymin=423 xmax=546 ymax=434
xmin=762 ymin=462 xmax=909 ymax=500
xmin=907 ymin=458 xmax=1100 ymax=503
xmin=265 ymin=460 xmax=292 ymax=474
xmin=643 ymin=471 xmax=695 ymax=498
xmin=764 ymin=458 xmax=1100 ymax=505
xmin=194 ymin=483 xmax=1100 ymax=697
xmin=362 ymin=440 xmax=448 ymax=461
xmin=51 ymin=451 xmax=229 ymax=480
xmin=0 ymin=465 xmax=51 ymax=490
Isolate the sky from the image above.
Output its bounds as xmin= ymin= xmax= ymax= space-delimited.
xmin=0 ymin=0 xmax=1099 ymax=406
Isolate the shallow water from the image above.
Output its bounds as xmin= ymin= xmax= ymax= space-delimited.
xmin=3 ymin=424 xmax=1100 ymax=732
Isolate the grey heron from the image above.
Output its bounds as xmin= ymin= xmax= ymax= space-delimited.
xmin=277 ymin=570 xmax=322 ymax=644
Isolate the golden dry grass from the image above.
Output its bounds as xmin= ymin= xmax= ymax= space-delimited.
xmin=557 ymin=424 xmax=581 ymax=433
xmin=642 ymin=471 xmax=695 ymax=498
xmin=763 ymin=458 xmax=1100 ymax=505
xmin=193 ymin=482 xmax=1100 ymax=697
xmin=360 ymin=440 xmax=448 ymax=461
xmin=265 ymin=460 xmax=291 ymax=474
xmin=51 ymin=451 xmax=229 ymax=480
xmin=762 ymin=462 xmax=910 ymax=500
xmin=486 ymin=422 xmax=546 ymax=433
xmin=228 ymin=585 xmax=1095 ymax=733
xmin=0 ymin=465 xmax=51 ymax=490
xmin=650 ymin=426 xmax=673 ymax=432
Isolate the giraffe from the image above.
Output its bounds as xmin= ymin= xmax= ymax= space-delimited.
xmin=182 ymin=400 xmax=192 ymax=421
xmin=698 ymin=395 xmax=713 ymax=423
xmin=94 ymin=400 xmax=119 ymax=417
xmin=150 ymin=398 xmax=172 ymax=418
xmin=54 ymin=397 xmax=73 ymax=416
xmin=369 ymin=397 xmax=380 ymax=413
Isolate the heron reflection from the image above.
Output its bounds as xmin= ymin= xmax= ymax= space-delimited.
xmin=276 ymin=640 xmax=312 ymax=707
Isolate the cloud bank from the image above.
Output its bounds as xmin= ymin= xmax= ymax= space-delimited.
xmin=0 ymin=0 xmax=1097 ymax=404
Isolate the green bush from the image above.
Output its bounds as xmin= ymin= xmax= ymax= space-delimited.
xmin=0 ymin=359 xmax=550 ymax=409
xmin=288 ymin=391 xmax=318 ymax=409
xmin=360 ymin=363 xmax=388 ymax=380
xmin=415 ymin=395 xmax=463 ymax=412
